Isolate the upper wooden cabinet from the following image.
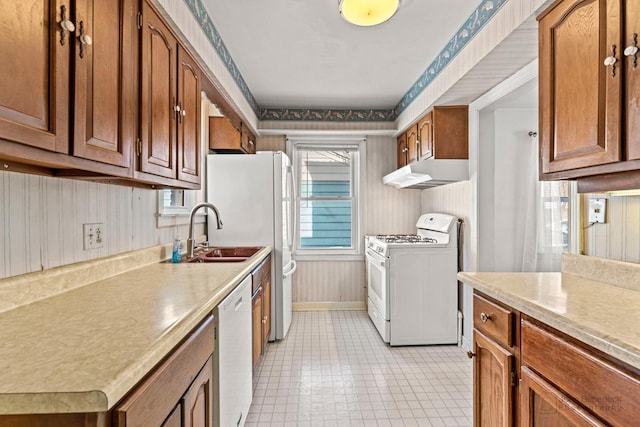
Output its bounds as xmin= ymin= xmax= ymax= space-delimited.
xmin=417 ymin=111 xmax=433 ymax=159
xmin=138 ymin=0 xmax=201 ymax=186
xmin=406 ymin=124 xmax=419 ymax=164
xmin=209 ymin=117 xmax=256 ymax=154
xmin=0 ymin=1 xmax=70 ymax=154
xmin=538 ymin=0 xmax=640 ymax=190
xmin=0 ymin=0 xmax=134 ymax=170
xmin=73 ymin=0 xmax=136 ymax=168
xmin=396 ymin=132 xmax=408 ymax=168
xmin=396 ymin=105 xmax=468 ymax=168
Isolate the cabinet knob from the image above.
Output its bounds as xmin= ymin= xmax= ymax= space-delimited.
xmin=480 ymin=312 xmax=491 ymax=323
xmin=61 ymin=20 xmax=75 ymax=32
xmin=466 ymin=351 xmax=475 ymax=359
xmin=604 ymin=45 xmax=618 ymax=77
xmin=625 ymin=33 xmax=638 ymax=69
xmin=58 ymin=5 xmax=74 ymax=46
xmin=80 ymin=34 xmax=92 ymax=46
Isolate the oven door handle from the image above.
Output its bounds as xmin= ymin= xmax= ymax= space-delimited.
xmin=366 ymin=249 xmax=387 ymax=267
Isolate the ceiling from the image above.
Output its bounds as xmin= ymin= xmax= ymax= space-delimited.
xmin=200 ymin=0 xmax=481 ymax=110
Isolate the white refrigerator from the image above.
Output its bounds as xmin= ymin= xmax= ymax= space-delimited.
xmin=207 ymin=151 xmax=296 ymax=340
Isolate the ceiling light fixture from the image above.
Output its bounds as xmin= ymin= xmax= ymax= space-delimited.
xmin=339 ymin=0 xmax=400 ymax=27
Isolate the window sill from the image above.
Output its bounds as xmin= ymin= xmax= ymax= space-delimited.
xmin=293 ymin=252 xmax=364 ymax=262
xmin=156 ymin=212 xmax=206 ymax=228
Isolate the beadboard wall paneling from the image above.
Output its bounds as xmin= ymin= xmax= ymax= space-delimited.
xmin=583 ymin=195 xmax=640 ymax=264
xmin=420 ymin=181 xmax=472 ymax=270
xmin=366 ymin=135 xmax=422 ymax=234
xmin=152 ymin=0 xmax=259 ymax=130
xmin=0 ymin=172 xmax=205 ymax=280
xmin=292 ymin=261 xmax=365 ymax=303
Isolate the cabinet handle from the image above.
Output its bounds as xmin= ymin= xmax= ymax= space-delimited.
xmin=625 ymin=33 xmax=638 ymax=69
xmin=180 ymin=108 xmax=186 ymax=124
xmin=173 ymin=102 xmax=180 ymax=121
xmin=466 ymin=351 xmax=475 ymax=359
xmin=604 ymin=45 xmax=618 ymax=77
xmin=262 ymin=316 xmax=267 ymax=324
xmin=479 ymin=312 xmax=491 ymax=323
xmin=59 ymin=5 xmax=75 ymax=46
xmin=77 ymin=21 xmax=92 ymax=59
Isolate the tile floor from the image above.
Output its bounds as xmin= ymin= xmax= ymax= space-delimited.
xmin=246 ymin=310 xmax=473 ymax=427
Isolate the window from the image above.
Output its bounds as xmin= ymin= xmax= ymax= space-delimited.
xmin=289 ymin=138 xmax=365 ymax=258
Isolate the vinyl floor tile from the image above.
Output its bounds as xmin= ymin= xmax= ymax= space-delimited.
xmin=246 ymin=311 xmax=472 ymax=427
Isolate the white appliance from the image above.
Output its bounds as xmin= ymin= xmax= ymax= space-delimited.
xmin=382 ymin=158 xmax=469 ymax=189
xmin=207 ymin=151 xmax=296 ymax=340
xmin=365 ymin=213 xmax=459 ymax=346
xmin=213 ymin=275 xmax=252 ymax=427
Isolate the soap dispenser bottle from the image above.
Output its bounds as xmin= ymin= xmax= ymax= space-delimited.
xmin=171 ymin=237 xmax=182 ymax=263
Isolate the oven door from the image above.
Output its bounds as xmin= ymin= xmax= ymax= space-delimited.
xmin=365 ymin=248 xmax=389 ymax=320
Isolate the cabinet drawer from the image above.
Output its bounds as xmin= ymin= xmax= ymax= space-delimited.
xmin=473 ymin=294 xmax=513 ymax=348
xmin=521 ymin=318 xmax=640 ymax=427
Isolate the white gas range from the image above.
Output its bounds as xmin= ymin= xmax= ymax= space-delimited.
xmin=365 ymin=213 xmax=459 ymax=346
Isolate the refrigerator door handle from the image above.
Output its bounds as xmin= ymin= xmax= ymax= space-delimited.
xmin=286 ymin=165 xmax=297 ymax=252
xmin=283 ymin=260 xmax=297 ymax=278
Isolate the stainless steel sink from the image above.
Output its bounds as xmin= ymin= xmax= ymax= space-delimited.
xmin=177 ymin=246 xmax=262 ymax=263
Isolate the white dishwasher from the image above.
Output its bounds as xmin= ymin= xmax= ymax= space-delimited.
xmin=213 ymin=275 xmax=252 ymax=427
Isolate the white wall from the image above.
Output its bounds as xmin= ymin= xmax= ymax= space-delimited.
xmin=480 ymin=109 xmax=538 ymax=271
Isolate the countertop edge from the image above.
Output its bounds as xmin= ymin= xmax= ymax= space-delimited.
xmin=458 ymin=271 xmax=640 ymax=370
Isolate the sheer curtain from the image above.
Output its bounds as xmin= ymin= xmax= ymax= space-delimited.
xmin=521 ymin=133 xmax=565 ymax=272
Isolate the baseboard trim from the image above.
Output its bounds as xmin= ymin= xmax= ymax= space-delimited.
xmin=461 ymin=335 xmax=473 ymax=352
xmin=293 ymin=302 xmax=366 ymax=311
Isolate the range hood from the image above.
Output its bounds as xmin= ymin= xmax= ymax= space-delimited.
xmin=382 ymin=158 xmax=469 ymax=189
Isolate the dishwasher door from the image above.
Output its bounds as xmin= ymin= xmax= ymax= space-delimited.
xmin=214 ymin=275 xmax=252 ymax=427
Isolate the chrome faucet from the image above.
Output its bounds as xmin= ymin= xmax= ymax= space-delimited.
xmin=186 ymin=202 xmax=223 ymax=258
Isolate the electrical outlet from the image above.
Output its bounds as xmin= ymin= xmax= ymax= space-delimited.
xmin=588 ymin=198 xmax=607 ymax=224
xmin=83 ymin=223 xmax=104 ymax=250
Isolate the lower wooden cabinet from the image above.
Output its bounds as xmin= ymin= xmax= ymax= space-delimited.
xmin=251 ymin=255 xmax=271 ymax=375
xmin=470 ymin=293 xmax=518 ymax=427
xmin=113 ymin=315 xmax=214 ymax=427
xmin=472 ymin=330 xmax=515 ymax=427
xmin=519 ymin=366 xmax=606 ymax=427
xmin=471 ymin=290 xmax=640 ymax=427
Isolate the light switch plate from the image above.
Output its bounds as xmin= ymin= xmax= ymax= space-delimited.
xmin=83 ymin=223 xmax=104 ymax=250
xmin=587 ymin=198 xmax=607 ymax=224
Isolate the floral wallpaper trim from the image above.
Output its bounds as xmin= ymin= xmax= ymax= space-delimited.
xmin=184 ymin=0 xmax=509 ymax=121
xmin=259 ymin=108 xmax=397 ymax=122
xmin=395 ymin=0 xmax=509 ymax=114
xmin=182 ymin=0 xmax=260 ymax=114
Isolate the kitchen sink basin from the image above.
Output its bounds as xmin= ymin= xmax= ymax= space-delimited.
xmin=181 ymin=246 xmax=262 ymax=263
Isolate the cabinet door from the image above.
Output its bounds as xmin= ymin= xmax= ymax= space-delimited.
xmin=0 ymin=0 xmax=69 ymax=153
xmin=520 ymin=366 xmax=606 ymax=427
xmin=139 ymin=0 xmax=177 ymax=179
xmin=72 ymin=0 xmax=134 ymax=168
xmin=473 ymin=330 xmax=515 ymax=427
xmin=177 ymin=47 xmax=201 ymax=184
xmin=625 ymin=0 xmax=640 ymax=160
xmin=397 ymin=132 xmax=407 ymax=168
xmin=417 ymin=112 xmax=433 ymax=159
xmin=182 ymin=357 xmax=213 ymax=427
xmin=406 ymin=124 xmax=418 ymax=164
xmin=162 ymin=404 xmax=182 ymax=427
xmin=539 ymin=0 xmax=622 ymax=174
xmin=252 ymin=288 xmax=263 ymax=370
xmin=262 ymin=270 xmax=271 ymax=348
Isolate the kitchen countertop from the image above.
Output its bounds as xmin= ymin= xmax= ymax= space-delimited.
xmin=0 ymin=246 xmax=272 ymax=415
xmin=458 ymin=254 xmax=640 ymax=370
